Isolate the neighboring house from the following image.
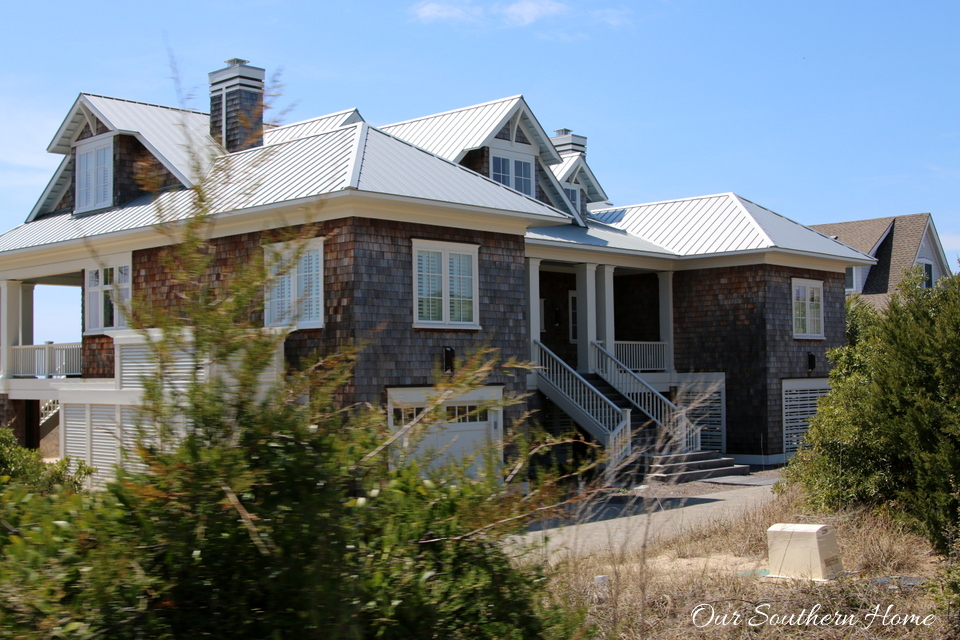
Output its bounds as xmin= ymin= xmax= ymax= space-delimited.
xmin=0 ymin=60 xmax=873 ymax=486
xmin=811 ymin=213 xmax=952 ymax=308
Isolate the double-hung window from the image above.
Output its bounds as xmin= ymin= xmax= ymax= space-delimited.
xmin=265 ymin=239 xmax=324 ymax=329
xmin=492 ymin=156 xmax=511 ymax=187
xmin=412 ymin=239 xmax=480 ymax=329
xmin=792 ymin=279 xmax=824 ymax=339
xmin=75 ymin=138 xmax=113 ymax=213
xmin=86 ymin=265 xmax=130 ymax=332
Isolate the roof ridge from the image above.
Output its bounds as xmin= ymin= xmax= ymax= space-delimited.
xmin=380 ymin=95 xmax=523 ymax=128
xmin=82 ymin=93 xmax=207 ymax=116
xmin=589 ymin=191 xmax=738 ymax=213
xmin=268 ymin=108 xmax=360 ymax=131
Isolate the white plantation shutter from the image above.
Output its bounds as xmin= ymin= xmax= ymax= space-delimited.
xmin=63 ymin=404 xmax=88 ymax=467
xmin=90 ymin=405 xmax=119 ymax=488
xmin=265 ymin=240 xmax=323 ymax=328
xmin=296 ymin=246 xmax=322 ymax=326
xmin=95 ymin=145 xmax=111 ymax=207
xmin=417 ymin=250 xmax=443 ymax=322
xmin=76 ymin=150 xmax=93 ymax=210
xmin=266 ymin=270 xmax=292 ymax=326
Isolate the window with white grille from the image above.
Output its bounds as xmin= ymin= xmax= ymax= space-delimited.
xmin=412 ymin=239 xmax=480 ymax=329
xmin=75 ymin=138 xmax=112 ymax=213
xmin=792 ymin=279 xmax=824 ymax=339
xmin=85 ymin=265 xmax=130 ymax=332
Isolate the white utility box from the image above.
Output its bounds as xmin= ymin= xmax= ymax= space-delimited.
xmin=766 ymin=523 xmax=843 ymax=580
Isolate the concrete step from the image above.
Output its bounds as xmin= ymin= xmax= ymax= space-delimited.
xmin=640 ymin=450 xmax=723 ymax=465
xmin=646 ymin=464 xmax=751 ymax=484
xmin=647 ymin=456 xmax=741 ymax=475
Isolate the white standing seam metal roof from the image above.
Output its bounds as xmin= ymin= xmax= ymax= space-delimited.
xmin=32 ymin=94 xmax=218 ymax=221
xmin=379 ymin=95 xmax=562 ymax=166
xmin=263 ymin=109 xmax=364 ymax=145
xmin=0 ymin=123 xmax=569 ymax=255
xmin=526 ymin=221 xmax=675 ymax=255
xmin=589 ymin=193 xmax=874 ymax=261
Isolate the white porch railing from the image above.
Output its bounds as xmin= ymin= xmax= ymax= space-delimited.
xmin=613 ymin=341 xmax=667 ymax=372
xmin=591 ymin=341 xmax=700 ymax=452
xmin=11 ymin=342 xmax=82 ymax=377
xmin=533 ymin=340 xmax=632 ymax=475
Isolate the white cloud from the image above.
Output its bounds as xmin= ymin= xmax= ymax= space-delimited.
xmin=499 ymin=0 xmax=566 ymax=26
xmin=591 ymin=7 xmax=633 ymax=27
xmin=411 ymin=1 xmax=484 ymax=22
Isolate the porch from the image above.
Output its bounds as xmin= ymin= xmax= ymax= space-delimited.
xmin=525 ymin=258 xmax=729 ymax=480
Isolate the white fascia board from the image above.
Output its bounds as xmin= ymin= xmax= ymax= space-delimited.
xmin=574 ymin=159 xmax=609 ymax=202
xmin=47 ymin=94 xmax=87 ymax=154
xmin=516 ymin=99 xmax=562 ymax=165
xmin=536 ymin=158 xmax=585 ymax=226
xmin=26 ymin=156 xmax=72 ymax=222
xmin=673 ymin=249 xmax=871 ymax=273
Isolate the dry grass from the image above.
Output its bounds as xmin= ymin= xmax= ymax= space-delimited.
xmin=547 ymin=484 xmax=946 ymax=638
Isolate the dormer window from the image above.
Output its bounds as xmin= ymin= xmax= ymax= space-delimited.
xmin=75 ymin=137 xmax=113 ymax=213
xmin=491 ymin=155 xmax=533 ymax=196
xmin=564 ymin=187 xmax=578 ymax=211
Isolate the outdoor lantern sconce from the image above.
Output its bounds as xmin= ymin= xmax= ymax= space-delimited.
xmin=553 ymin=307 xmax=562 ymax=327
xmin=808 ymin=352 xmax=816 ymax=371
xmin=443 ymin=347 xmax=455 ymax=374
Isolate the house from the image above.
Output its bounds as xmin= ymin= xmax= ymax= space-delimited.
xmin=810 ymin=214 xmax=952 ymax=307
xmin=0 ymin=59 xmax=874 ymax=486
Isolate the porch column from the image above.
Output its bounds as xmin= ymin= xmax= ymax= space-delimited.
xmin=526 ymin=257 xmax=541 ymax=389
xmin=0 ymin=281 xmax=22 ymax=379
xmin=657 ymin=271 xmax=675 ymax=373
xmin=575 ymin=262 xmax=598 ymax=372
xmin=20 ymin=284 xmax=34 ymax=346
xmin=595 ymin=264 xmax=615 ymax=351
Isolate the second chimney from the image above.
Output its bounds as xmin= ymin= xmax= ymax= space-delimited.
xmin=209 ymin=58 xmax=266 ymax=152
xmin=551 ymin=128 xmax=587 ymax=156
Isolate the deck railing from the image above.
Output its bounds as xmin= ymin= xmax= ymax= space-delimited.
xmin=613 ymin=341 xmax=667 ymax=372
xmin=591 ymin=341 xmax=699 ymax=452
xmin=533 ymin=340 xmax=632 ymax=473
xmin=11 ymin=342 xmax=82 ymax=378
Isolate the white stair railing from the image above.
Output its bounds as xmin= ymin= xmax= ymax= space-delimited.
xmin=591 ymin=341 xmax=700 ymax=452
xmin=40 ymin=399 xmax=60 ymax=425
xmin=533 ymin=340 xmax=632 ymax=474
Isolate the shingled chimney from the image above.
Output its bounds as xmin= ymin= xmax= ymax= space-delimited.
xmin=209 ymin=58 xmax=265 ymax=152
xmin=551 ymin=128 xmax=587 ymax=157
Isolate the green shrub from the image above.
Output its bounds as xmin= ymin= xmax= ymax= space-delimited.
xmin=0 ymin=427 xmax=91 ymax=493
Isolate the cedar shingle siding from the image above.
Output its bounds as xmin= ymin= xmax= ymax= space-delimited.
xmin=132 ymin=217 xmax=528 ymax=424
xmin=674 ymin=265 xmax=843 ymax=456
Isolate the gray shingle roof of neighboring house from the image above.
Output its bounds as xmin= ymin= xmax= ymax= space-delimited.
xmin=811 ymin=213 xmax=951 ymax=307
xmin=0 ymin=122 xmax=569 ymax=255
xmin=590 ymin=193 xmax=873 ymax=261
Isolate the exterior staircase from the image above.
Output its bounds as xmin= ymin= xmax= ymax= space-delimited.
xmin=535 ymin=340 xmax=745 ymax=484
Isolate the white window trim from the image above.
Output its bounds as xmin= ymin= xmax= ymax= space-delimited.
xmin=412 ymin=239 xmax=481 ymax=330
xmin=264 ymin=238 xmax=325 ymax=330
xmin=74 ymin=133 xmax=115 ymax=214
xmin=84 ymin=261 xmax=132 ymax=334
xmin=844 ymin=266 xmax=857 ymax=294
xmin=792 ymin=278 xmax=825 ymax=340
xmin=917 ymin=260 xmax=935 ymax=288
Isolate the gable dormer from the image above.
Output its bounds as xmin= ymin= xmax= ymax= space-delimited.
xmin=29 ymin=93 xmax=216 ymax=222
xmin=549 ymin=129 xmax=609 ymax=215
xmin=380 ymin=96 xmax=585 ymax=225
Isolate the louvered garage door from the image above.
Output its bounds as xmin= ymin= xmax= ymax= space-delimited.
xmin=782 ymin=379 xmax=830 ymax=458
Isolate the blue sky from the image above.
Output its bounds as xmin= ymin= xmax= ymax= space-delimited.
xmin=1 ymin=0 xmax=958 ymax=341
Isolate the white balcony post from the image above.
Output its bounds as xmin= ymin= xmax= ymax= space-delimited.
xmin=526 ymin=257 xmax=541 ymax=389
xmin=657 ymin=271 xmax=675 ymax=373
xmin=596 ymin=264 xmax=615 ymax=350
xmin=0 ymin=281 xmax=22 ymax=379
xmin=575 ymin=262 xmax=598 ymax=372
xmin=44 ymin=342 xmax=54 ymax=378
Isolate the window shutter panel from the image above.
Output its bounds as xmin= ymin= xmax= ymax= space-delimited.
xmin=296 ymin=247 xmax=322 ymax=324
xmin=77 ymin=150 xmax=93 ymax=209
xmin=267 ymin=271 xmax=292 ymax=326
xmin=95 ymin=145 xmax=111 ymax=206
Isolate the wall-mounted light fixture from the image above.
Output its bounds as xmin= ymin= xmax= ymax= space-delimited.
xmin=443 ymin=347 xmax=455 ymax=374
xmin=808 ymin=352 xmax=816 ymax=372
